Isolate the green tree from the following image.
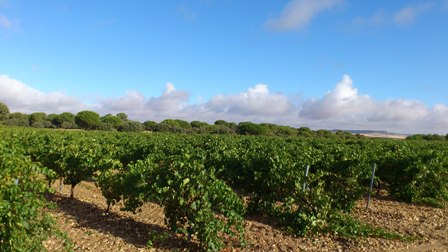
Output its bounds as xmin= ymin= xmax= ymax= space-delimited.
xmin=118 ymin=120 xmax=144 ymax=132
xmin=143 ymin=120 xmax=158 ymax=131
xmin=0 ymin=102 xmax=10 ymax=121
xmin=210 ymin=125 xmax=236 ymax=134
xmin=6 ymin=112 xmax=29 ymax=126
xmin=75 ymin=111 xmax=101 ymax=130
xmin=215 ymin=120 xmax=237 ymax=129
xmin=214 ymin=120 xmax=228 ymax=126
xmin=160 ymin=119 xmax=187 ymax=132
xmin=101 ymin=114 xmax=122 ymax=128
xmin=116 ymin=112 xmax=128 ymax=121
xmin=174 ymin=119 xmax=191 ymax=129
xmin=237 ymin=122 xmax=268 ymax=135
xmin=42 ymin=120 xmax=53 ymax=128
xmin=29 ymin=112 xmax=46 ymax=125
xmin=31 ymin=121 xmax=45 ymax=128
xmin=190 ymin=120 xmax=209 ymax=128
xmin=316 ymin=129 xmax=334 ymax=138
xmin=45 ymin=114 xmax=58 ymax=127
xmin=98 ymin=122 xmax=116 ymax=131
xmin=297 ymin=127 xmax=315 ymax=137
xmin=53 ymin=112 xmax=75 ymax=127
xmin=60 ymin=122 xmax=74 ymax=129
xmin=154 ymin=123 xmax=178 ymax=133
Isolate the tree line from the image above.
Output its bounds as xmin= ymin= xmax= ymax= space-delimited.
xmin=0 ymin=101 xmax=350 ymax=137
xmin=2 ymin=101 xmax=446 ymax=139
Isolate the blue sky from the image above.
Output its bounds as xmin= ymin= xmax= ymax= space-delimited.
xmin=1 ymin=0 xmax=447 ymax=134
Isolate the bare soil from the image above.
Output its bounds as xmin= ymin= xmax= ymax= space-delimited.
xmin=44 ymin=181 xmax=447 ymax=252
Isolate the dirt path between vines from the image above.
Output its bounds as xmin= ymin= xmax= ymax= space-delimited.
xmin=44 ymin=181 xmax=447 ymax=251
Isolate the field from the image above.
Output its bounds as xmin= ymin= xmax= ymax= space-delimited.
xmin=44 ymin=181 xmax=447 ymax=251
xmin=1 ymin=127 xmax=447 ymax=251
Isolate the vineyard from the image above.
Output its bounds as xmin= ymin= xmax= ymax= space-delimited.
xmin=1 ymin=126 xmax=447 ymax=251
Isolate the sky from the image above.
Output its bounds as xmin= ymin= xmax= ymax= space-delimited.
xmin=1 ymin=0 xmax=447 ymax=134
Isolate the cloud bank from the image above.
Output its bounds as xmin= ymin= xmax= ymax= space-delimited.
xmin=0 ymin=75 xmax=85 ymax=113
xmin=0 ymin=74 xmax=447 ymax=134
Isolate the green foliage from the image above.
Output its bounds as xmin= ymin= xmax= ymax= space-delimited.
xmin=60 ymin=121 xmax=74 ymax=129
xmin=297 ymin=127 xmax=315 ymax=137
xmin=406 ymin=134 xmax=447 ymax=141
xmin=31 ymin=121 xmax=45 ymax=128
xmin=214 ymin=120 xmax=237 ymax=129
xmin=153 ymin=121 xmax=189 ymax=133
xmin=29 ymin=112 xmax=46 ymax=125
xmin=210 ymin=125 xmax=236 ymax=135
xmin=101 ymin=114 xmax=122 ymax=128
xmin=143 ymin=120 xmax=158 ymax=131
xmin=0 ymin=141 xmax=70 ymax=251
xmin=116 ymin=112 xmax=128 ymax=121
xmin=98 ymin=122 xmax=116 ymax=131
xmin=237 ymin=122 xmax=268 ymax=135
xmin=53 ymin=112 xmax=75 ymax=127
xmin=1 ymin=127 xmax=446 ymax=251
xmin=0 ymin=101 xmax=10 ymax=120
xmin=120 ymin=153 xmax=246 ymax=251
xmin=190 ymin=120 xmax=209 ymax=128
xmin=43 ymin=120 xmax=54 ymax=128
xmin=75 ymin=110 xmax=101 ymax=130
xmin=153 ymin=122 xmax=177 ymax=133
xmin=59 ymin=136 xmax=118 ymax=198
xmin=118 ymin=120 xmax=144 ymax=132
xmin=377 ymin=143 xmax=448 ymax=207
xmin=6 ymin=112 xmax=29 ymax=126
xmin=45 ymin=113 xmax=58 ymax=123
xmin=161 ymin=119 xmax=191 ymax=130
xmin=315 ymin=129 xmax=334 ymax=138
xmin=95 ymin=169 xmax=124 ymax=212
xmin=259 ymin=123 xmax=297 ymax=136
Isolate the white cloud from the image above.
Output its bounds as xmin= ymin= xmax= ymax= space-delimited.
xmin=353 ymin=2 xmax=435 ymax=29
xmin=369 ymin=100 xmax=429 ymax=122
xmin=299 ymin=75 xmax=448 ymax=134
xmin=94 ymin=82 xmax=190 ymax=121
xmin=394 ymin=6 xmax=417 ymax=25
xmin=0 ymin=75 xmax=85 ymax=113
xmin=98 ymin=91 xmax=146 ymax=112
xmin=430 ymin=104 xmax=448 ymax=125
xmin=145 ymin=83 xmax=189 ymax=112
xmin=352 ymin=10 xmax=387 ymax=28
xmin=301 ymin=75 xmax=374 ymax=120
xmin=1 ymin=74 xmax=447 ymax=134
xmin=265 ymin=0 xmax=344 ymax=31
xmin=164 ymin=82 xmax=176 ymax=94
xmin=0 ymin=15 xmax=11 ymax=29
xmin=393 ymin=2 xmax=433 ymax=25
xmin=206 ymin=84 xmax=294 ymax=116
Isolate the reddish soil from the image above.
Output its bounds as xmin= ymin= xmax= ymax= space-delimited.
xmin=44 ymin=182 xmax=447 ymax=252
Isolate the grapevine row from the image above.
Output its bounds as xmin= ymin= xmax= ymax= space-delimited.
xmin=1 ymin=126 xmax=447 ymax=250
